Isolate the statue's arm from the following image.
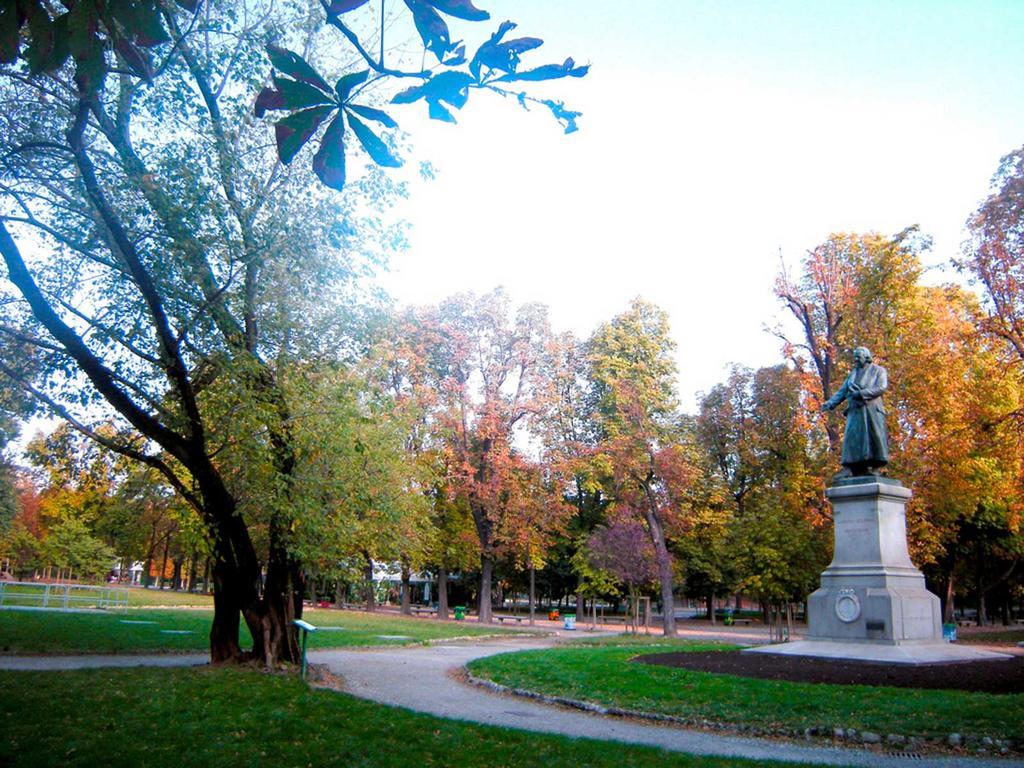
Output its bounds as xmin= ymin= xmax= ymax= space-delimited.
xmin=821 ymin=380 xmax=849 ymax=411
xmin=858 ymin=367 xmax=888 ymax=400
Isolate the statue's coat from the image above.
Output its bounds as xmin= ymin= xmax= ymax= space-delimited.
xmin=824 ymin=362 xmax=889 ymax=471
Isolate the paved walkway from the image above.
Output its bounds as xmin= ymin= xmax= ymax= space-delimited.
xmin=2 ymin=636 xmax=1020 ymax=768
xmin=310 ymin=638 xmax=1023 ymax=768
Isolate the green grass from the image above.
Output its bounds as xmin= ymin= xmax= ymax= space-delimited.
xmin=0 ymin=606 xmax=524 ymax=654
xmin=125 ymin=587 xmax=215 ymax=607
xmin=0 ymin=583 xmax=214 ymax=608
xmin=0 ymin=609 xmax=220 ymax=653
xmin=958 ymin=627 xmax=1024 ymax=645
xmin=0 ymin=667 xmax=803 ymax=768
xmin=467 ymin=639 xmax=1024 ymax=741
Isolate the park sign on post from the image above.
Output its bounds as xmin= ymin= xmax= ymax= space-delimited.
xmin=293 ymin=619 xmax=318 ymax=680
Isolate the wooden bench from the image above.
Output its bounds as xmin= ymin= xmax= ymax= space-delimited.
xmin=410 ymin=606 xmax=437 ymax=617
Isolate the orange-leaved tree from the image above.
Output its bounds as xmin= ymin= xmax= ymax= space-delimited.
xmin=587 ymin=299 xmax=700 ymax=637
xmin=405 ymin=290 xmax=571 ymax=621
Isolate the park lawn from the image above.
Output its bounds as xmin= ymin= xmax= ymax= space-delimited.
xmin=467 ymin=639 xmax=1024 ymax=742
xmin=958 ymin=627 xmax=1024 ymax=646
xmin=0 ymin=607 xmax=524 ymax=654
xmin=0 ymin=667 xmax=805 ymax=768
xmin=125 ymin=587 xmax=215 ymax=608
xmin=0 ymin=583 xmax=213 ymax=609
xmin=301 ymin=608 xmax=527 ymax=647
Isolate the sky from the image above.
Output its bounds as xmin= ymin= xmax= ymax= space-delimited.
xmin=8 ymin=1 xmax=1024 ymax=455
xmin=373 ymin=0 xmax=1024 ymax=409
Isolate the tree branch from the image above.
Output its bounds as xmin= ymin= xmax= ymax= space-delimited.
xmin=67 ymin=97 xmax=205 ymax=446
xmin=0 ymin=358 xmax=201 ymax=512
xmin=0 ymin=219 xmax=188 ymax=461
xmin=321 ymin=3 xmax=430 ymax=79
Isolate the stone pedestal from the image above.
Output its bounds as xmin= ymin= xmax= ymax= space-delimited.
xmin=807 ymin=478 xmax=940 ymax=644
xmin=747 ymin=476 xmax=1010 ymax=664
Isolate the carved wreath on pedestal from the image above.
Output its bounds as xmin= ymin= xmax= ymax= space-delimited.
xmin=835 ymin=589 xmax=861 ymax=623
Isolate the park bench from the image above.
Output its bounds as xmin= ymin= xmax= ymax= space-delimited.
xmin=712 ymin=611 xmax=755 ymax=626
xmin=410 ymin=606 xmax=437 ymax=617
xmin=494 ymin=614 xmax=526 ymax=624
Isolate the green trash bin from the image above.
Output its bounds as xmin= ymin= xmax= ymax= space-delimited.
xmin=454 ymin=605 xmax=466 ymax=621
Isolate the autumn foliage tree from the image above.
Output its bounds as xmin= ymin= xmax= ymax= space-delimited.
xmin=587 ymin=517 xmax=659 ymax=630
xmin=541 ymin=331 xmax=606 ymax=616
xmin=587 ymin=299 xmax=701 ymax=636
xmin=774 ymin=230 xmax=925 ymax=458
xmin=955 ymin=145 xmax=1024 ymax=622
xmin=960 ymin=145 xmax=1024 ymax=363
xmin=395 ymin=290 xmax=571 ymax=621
xmin=696 ymin=365 xmax=828 ymax=619
xmin=779 ymin=226 xmax=1024 ymax=622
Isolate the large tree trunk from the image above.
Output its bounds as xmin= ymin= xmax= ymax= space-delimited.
xmin=943 ymin=572 xmax=956 ymax=624
xmin=171 ymin=557 xmax=184 ymax=591
xmin=187 ymin=551 xmax=199 ymax=593
xmin=529 ymin=564 xmax=536 ymax=626
xmin=363 ymin=556 xmax=375 ymax=612
xmin=437 ymin=567 xmax=449 ymax=620
xmin=640 ymin=504 xmax=676 ymax=637
xmin=478 ymin=554 xmax=494 ymax=622
xmin=199 ymin=475 xmax=270 ymax=665
xmin=210 ymin=567 xmax=243 ymax=663
xmin=158 ymin=535 xmax=171 ymax=588
xmin=142 ymin=550 xmax=154 ymax=588
xmin=400 ymin=563 xmax=412 ymax=615
xmin=248 ymin=547 xmax=302 ymax=667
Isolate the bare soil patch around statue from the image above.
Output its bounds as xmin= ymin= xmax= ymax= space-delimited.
xmin=635 ymin=649 xmax=1024 ymax=694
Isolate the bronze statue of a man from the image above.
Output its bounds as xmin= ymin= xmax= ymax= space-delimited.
xmin=821 ymin=347 xmax=889 ymax=476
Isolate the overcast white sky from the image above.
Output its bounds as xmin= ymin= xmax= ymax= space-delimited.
xmin=373 ymin=0 xmax=1024 ymax=409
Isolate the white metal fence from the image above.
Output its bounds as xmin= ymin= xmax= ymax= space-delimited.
xmin=0 ymin=581 xmax=129 ymax=613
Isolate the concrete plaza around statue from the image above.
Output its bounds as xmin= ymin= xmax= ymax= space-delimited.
xmin=750 ymin=476 xmax=1011 ymax=665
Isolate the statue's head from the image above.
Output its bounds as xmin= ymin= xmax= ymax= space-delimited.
xmin=853 ymin=346 xmax=872 ymax=365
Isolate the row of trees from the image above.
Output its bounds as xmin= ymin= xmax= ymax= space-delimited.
xmin=8 ymin=205 xmax=1022 ymax=634
xmin=1 ymin=0 xmax=1020 ymax=664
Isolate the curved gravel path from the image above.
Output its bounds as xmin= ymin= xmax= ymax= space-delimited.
xmin=310 ymin=639 xmax=1023 ymax=768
